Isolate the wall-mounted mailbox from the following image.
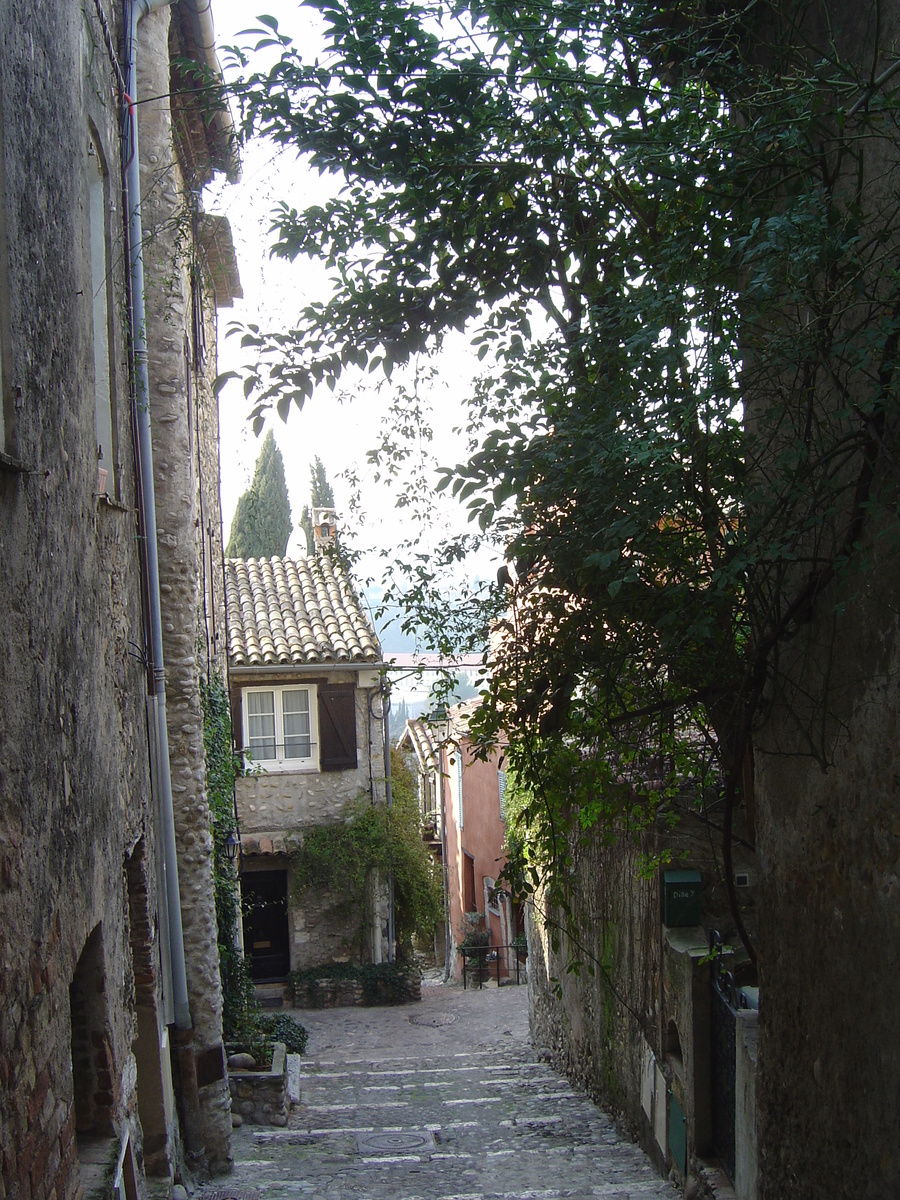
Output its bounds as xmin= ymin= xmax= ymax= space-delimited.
xmin=663 ymin=869 xmax=702 ymax=927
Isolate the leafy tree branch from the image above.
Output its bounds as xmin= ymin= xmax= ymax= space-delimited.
xmin=222 ymin=0 xmax=900 ymax=961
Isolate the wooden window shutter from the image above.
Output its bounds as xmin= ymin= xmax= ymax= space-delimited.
xmin=231 ymin=688 xmax=244 ymax=752
xmin=318 ymin=687 xmax=358 ymax=771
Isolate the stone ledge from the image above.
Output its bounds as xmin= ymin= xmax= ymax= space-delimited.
xmin=690 ymin=1159 xmax=737 ymax=1200
xmin=286 ymin=1053 xmax=301 ymax=1106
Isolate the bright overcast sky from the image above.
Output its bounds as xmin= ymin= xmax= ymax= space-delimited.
xmin=204 ymin=0 xmax=493 ymax=607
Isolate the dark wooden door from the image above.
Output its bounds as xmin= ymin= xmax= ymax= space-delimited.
xmin=463 ymin=852 xmax=476 ymax=914
xmin=241 ymin=870 xmax=290 ymax=980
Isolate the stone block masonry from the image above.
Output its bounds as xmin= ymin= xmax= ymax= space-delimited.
xmin=237 ymin=687 xmax=384 ymax=835
xmin=228 ymin=1044 xmax=289 ymax=1127
xmin=1 ymin=0 xmax=237 ymax=1193
xmin=0 ymin=0 xmax=166 ymax=1193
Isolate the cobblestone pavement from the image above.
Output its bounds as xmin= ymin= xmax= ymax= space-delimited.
xmin=215 ymin=980 xmax=676 ymax=1200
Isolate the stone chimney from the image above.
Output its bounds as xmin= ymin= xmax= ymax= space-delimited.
xmin=313 ymin=506 xmax=337 ymax=554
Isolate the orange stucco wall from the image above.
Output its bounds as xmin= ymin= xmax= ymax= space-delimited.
xmin=442 ymin=737 xmax=511 ymax=978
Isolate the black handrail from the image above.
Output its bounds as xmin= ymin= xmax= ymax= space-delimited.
xmin=459 ymin=944 xmax=528 ymax=990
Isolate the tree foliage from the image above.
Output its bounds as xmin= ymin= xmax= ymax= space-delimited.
xmin=226 ymin=429 xmax=293 ymax=558
xmin=298 ymin=455 xmax=336 ymax=555
xmin=228 ymin=1 xmax=900 ymax=955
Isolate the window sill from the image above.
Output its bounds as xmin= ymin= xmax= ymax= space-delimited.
xmin=244 ymin=763 xmax=320 ymax=776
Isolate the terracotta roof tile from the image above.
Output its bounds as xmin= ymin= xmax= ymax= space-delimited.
xmin=224 ymin=555 xmax=382 ymax=667
xmin=403 ymin=718 xmax=440 ymax=772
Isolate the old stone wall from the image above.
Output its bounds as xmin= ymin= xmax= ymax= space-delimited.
xmin=754 ymin=557 xmax=900 ymax=1198
xmin=527 ymin=828 xmax=661 ymax=1144
xmin=228 ymin=1044 xmax=288 ymax=1127
xmin=0 ymin=1 xmax=170 ymax=1195
xmin=196 ymin=285 xmax=229 ymax=680
xmin=136 ymin=7 xmax=231 ymax=1173
xmin=527 ymin=808 xmax=758 ymax=1189
xmin=289 ymin=866 xmax=370 ymax=968
xmin=738 ymin=6 xmax=900 ymax=1197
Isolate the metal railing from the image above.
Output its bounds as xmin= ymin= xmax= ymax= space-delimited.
xmin=459 ymin=944 xmax=528 ymax=990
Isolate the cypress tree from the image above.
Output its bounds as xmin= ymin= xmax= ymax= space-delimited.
xmin=226 ymin=430 xmax=293 ymax=559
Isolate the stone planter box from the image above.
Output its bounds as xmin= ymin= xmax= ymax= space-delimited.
xmin=228 ymin=1042 xmax=289 ymax=1126
xmin=293 ymin=970 xmax=421 ymax=1009
xmin=294 ymin=977 xmax=364 ymax=1008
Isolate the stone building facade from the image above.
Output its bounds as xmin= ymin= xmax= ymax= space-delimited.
xmin=737 ymin=8 xmax=900 ymax=1196
xmin=0 ymin=0 xmax=239 ymax=1194
xmin=225 ymin=554 xmax=390 ymax=979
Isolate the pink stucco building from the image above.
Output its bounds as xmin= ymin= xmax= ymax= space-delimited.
xmin=401 ymin=704 xmax=523 ymax=980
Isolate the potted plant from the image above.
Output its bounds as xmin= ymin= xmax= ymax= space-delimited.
xmin=458 ymin=912 xmax=491 ymax=982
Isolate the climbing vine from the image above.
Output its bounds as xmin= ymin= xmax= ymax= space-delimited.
xmin=292 ymin=748 xmax=442 ymax=954
xmin=201 ymin=670 xmax=255 ymax=1040
xmin=202 ymin=669 xmax=312 ymax=1060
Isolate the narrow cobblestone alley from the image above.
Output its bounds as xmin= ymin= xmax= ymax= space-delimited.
xmin=206 ymin=981 xmax=676 ymax=1200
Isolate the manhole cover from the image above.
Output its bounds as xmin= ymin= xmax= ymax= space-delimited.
xmin=356 ymin=1130 xmax=436 ymax=1155
xmin=409 ymin=1011 xmax=458 ymax=1027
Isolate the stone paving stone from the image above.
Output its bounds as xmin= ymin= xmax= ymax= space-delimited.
xmin=213 ymin=982 xmax=676 ymax=1200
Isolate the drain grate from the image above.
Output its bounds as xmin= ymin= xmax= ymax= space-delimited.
xmin=356 ymin=1130 xmax=437 ymax=1155
xmin=409 ymin=1011 xmax=458 ymax=1027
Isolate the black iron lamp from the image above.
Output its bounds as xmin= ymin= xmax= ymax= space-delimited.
xmin=425 ymin=705 xmax=451 ymax=747
xmin=224 ymin=829 xmax=241 ymax=864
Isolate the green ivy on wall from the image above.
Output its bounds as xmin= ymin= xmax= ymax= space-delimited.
xmin=200 ymin=669 xmax=258 ymax=1041
xmin=202 ymin=668 xmax=312 ymax=1062
xmin=292 ymin=748 xmax=443 ymax=955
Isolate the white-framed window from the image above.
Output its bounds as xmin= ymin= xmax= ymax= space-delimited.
xmin=242 ymin=685 xmax=318 ymax=771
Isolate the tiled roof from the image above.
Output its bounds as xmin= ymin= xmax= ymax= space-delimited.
xmin=224 ymin=555 xmax=381 ymax=667
xmin=402 ymin=718 xmax=440 ymax=772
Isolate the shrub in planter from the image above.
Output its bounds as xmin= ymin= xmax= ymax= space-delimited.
xmin=228 ymin=1012 xmax=309 ymax=1068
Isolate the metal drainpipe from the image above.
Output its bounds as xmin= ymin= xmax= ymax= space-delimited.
xmin=125 ymin=0 xmax=191 ymax=1035
xmin=123 ymin=0 xmax=206 ymax=1165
